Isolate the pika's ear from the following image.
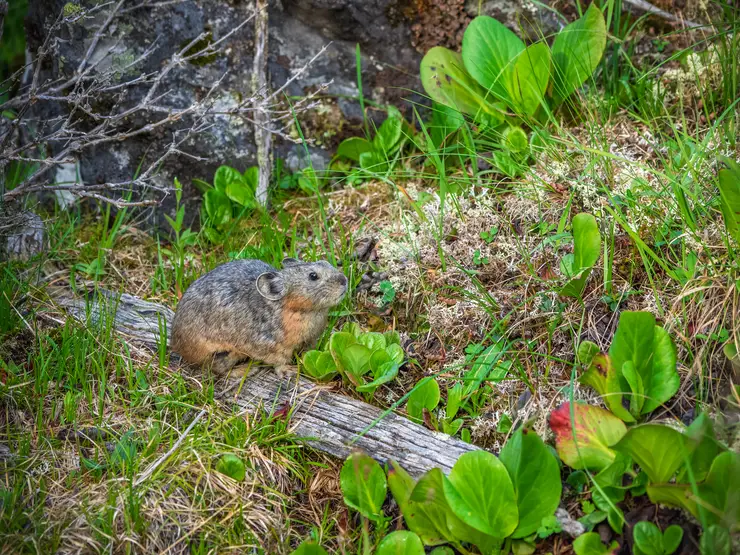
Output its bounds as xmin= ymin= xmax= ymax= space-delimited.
xmin=256 ymin=272 xmax=286 ymax=301
xmin=282 ymin=257 xmax=301 ymax=268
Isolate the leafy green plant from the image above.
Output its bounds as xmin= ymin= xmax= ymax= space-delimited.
xmin=340 ymin=451 xmax=387 ymax=522
xmin=215 ymin=453 xmax=246 ymax=481
xmin=300 ymin=324 xmax=404 ymax=395
xmin=560 ymin=213 xmax=601 ymax=298
xmin=700 ymin=525 xmax=731 ymax=555
xmin=376 ymin=531 xmax=425 ymax=555
xmin=572 ymin=532 xmax=618 ymax=555
xmin=578 ymin=311 xmax=679 ymax=422
xmin=388 ymin=428 xmax=561 ymax=553
xmin=197 ymin=165 xmax=259 ymax=242
xmin=420 ymin=3 xmax=606 ymax=121
xmin=406 ymin=377 xmax=440 ymax=423
xmin=335 ymin=106 xmax=407 ymax=178
xmin=717 ymin=156 xmax=740 ymax=242
xmin=632 ymin=521 xmax=683 ymax=555
xmin=161 ymin=177 xmax=198 ymax=294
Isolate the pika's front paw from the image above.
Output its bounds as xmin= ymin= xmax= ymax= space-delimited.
xmin=274 ymin=364 xmax=297 ymax=379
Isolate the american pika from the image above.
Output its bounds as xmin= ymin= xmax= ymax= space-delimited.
xmin=170 ymin=257 xmax=348 ymax=377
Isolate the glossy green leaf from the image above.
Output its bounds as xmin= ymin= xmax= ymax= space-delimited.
xmin=356 ymin=361 xmax=399 ymax=393
xmin=407 ymin=377 xmax=440 ymax=421
xmin=386 ymin=343 xmax=405 ymax=365
xmin=388 ymin=462 xmax=447 ymax=545
xmin=678 ymin=413 xmax=724 ymax=482
xmin=503 ymin=126 xmax=529 ymax=153
xmin=509 ymin=41 xmax=551 ymax=116
xmin=717 ymin=156 xmax=740 ymax=242
xmin=301 ymin=350 xmax=338 ymax=382
xmin=338 ymin=344 xmax=373 ymax=383
xmin=446 ymin=383 xmax=463 ymax=419
xmin=204 ymin=188 xmax=232 ymax=227
xmin=549 ymin=402 xmax=627 ymax=471
xmin=384 ymin=329 xmax=401 ymax=346
xmin=374 ymin=115 xmax=403 ymax=155
xmin=340 ymin=451 xmax=387 ymax=522
xmin=622 ymin=361 xmax=645 ymax=416
xmin=420 ymin=47 xmax=499 ymax=120
xmin=561 ymin=212 xmax=601 ymax=298
xmin=408 ymin=468 xmax=460 ymax=544
xmin=443 ymin=450 xmax=518 ymax=537
xmin=225 ymin=181 xmax=256 ymax=208
xmin=700 ymin=525 xmax=731 ymax=555
xmin=573 ymin=532 xmax=618 ymax=555
xmin=358 ymin=332 xmax=387 ymax=352
xmin=243 ymin=166 xmax=258 ymax=189
xmin=329 ymin=331 xmax=358 ymax=380
xmin=663 ymin=525 xmax=684 ymax=554
xmin=642 ymin=325 xmax=679 ymax=414
xmin=578 ymin=340 xmax=600 ymax=367
xmin=216 ymin=453 xmax=246 ymax=481
xmin=633 ymin=521 xmax=663 ymax=555
xmin=500 ymin=428 xmax=562 ymax=538
xmin=213 ymin=165 xmax=242 ymax=191
xmin=336 ymin=137 xmax=374 ymax=162
xmin=462 ymin=16 xmax=524 ymax=102
xmin=613 ymin=424 xmax=690 ymax=483
xmin=551 ymin=3 xmax=607 ymax=104
xmin=697 ymin=451 xmax=740 ymax=528
xmin=291 ymin=541 xmax=329 ymax=555
xmin=376 ymin=531 xmax=425 ymax=555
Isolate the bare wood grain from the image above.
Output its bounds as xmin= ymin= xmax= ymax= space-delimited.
xmin=55 ymin=288 xmax=479 ymax=476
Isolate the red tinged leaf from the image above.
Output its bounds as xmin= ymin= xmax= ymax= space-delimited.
xmin=549 ymin=402 xmax=627 ymax=471
xmin=273 ymin=402 xmax=291 ymax=419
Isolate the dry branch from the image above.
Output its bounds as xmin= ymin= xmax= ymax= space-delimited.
xmin=55 ymin=288 xmax=479 ymax=477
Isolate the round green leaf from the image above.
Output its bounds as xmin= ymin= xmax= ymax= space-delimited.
xmin=420 ymin=46 xmax=501 ymax=122
xmin=386 ymin=343 xmax=405 ymax=365
xmin=376 ymin=531 xmax=425 ymax=555
xmin=388 ymin=462 xmax=447 ymax=546
xmin=337 ymin=137 xmax=374 ymax=162
xmin=503 ymin=126 xmax=529 ymax=153
xmin=301 ymin=350 xmax=338 ymax=382
xmin=633 ymin=521 xmax=663 ymax=555
xmin=461 ymin=16 xmax=524 ymax=102
xmin=216 ymin=453 xmax=246 ymax=481
xmin=499 ymin=428 xmax=562 ymax=538
xmin=225 ymin=181 xmax=256 ymax=208
xmin=340 ymin=451 xmax=387 ymax=522
xmin=407 ymin=378 xmax=440 ymax=421
xmin=509 ymin=41 xmax=551 ymax=116
xmin=551 ymin=3 xmax=607 ymax=104
xmin=291 ymin=541 xmax=329 ymax=555
xmin=663 ymin=525 xmax=684 ymax=554
xmin=613 ymin=424 xmax=690 ymax=484
xmin=204 ymin=188 xmax=232 ymax=227
xmin=443 ymin=451 xmax=518 ymax=538
xmin=358 ymin=332 xmax=387 ymax=352
xmin=700 ymin=525 xmax=731 ymax=555
xmin=213 ymin=165 xmax=243 ymax=192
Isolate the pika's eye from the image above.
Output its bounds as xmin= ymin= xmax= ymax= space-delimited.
xmin=309 ymin=272 xmax=319 ymax=281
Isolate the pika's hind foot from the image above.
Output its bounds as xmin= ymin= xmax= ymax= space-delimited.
xmin=210 ymin=351 xmax=250 ymax=377
xmin=274 ymin=364 xmax=297 ymax=379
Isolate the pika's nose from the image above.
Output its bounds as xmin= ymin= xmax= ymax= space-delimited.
xmin=338 ymin=274 xmax=348 ymax=288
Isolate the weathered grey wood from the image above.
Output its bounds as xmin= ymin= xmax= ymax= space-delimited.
xmin=55 ymin=288 xmax=480 ymax=476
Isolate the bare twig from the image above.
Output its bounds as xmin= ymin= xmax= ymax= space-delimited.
xmin=251 ymin=0 xmax=271 ymax=207
xmin=133 ymin=408 xmax=207 ymax=487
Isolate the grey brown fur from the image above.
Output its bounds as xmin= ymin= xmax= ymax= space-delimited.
xmin=170 ymin=258 xmax=347 ymax=377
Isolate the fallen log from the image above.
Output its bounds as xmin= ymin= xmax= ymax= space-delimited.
xmin=56 ymin=288 xmax=479 ymax=476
